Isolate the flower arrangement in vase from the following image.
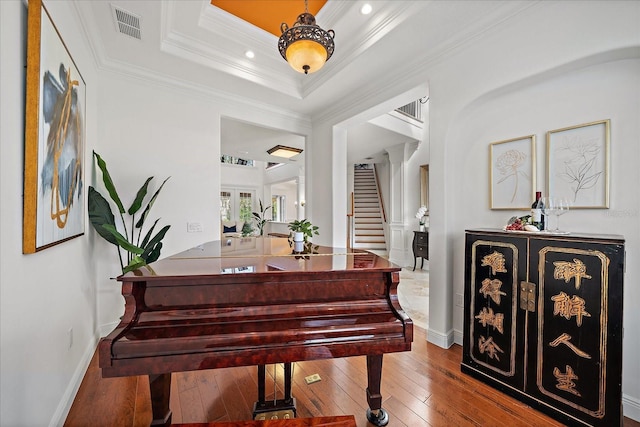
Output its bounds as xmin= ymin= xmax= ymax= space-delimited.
xmin=415 ymin=205 xmax=428 ymax=231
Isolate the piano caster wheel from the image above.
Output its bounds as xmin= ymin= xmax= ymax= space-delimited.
xmin=366 ymin=408 xmax=389 ymax=426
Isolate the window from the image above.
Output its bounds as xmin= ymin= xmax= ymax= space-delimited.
xmin=221 ymin=154 xmax=254 ymax=167
xmin=221 ymin=188 xmax=255 ymax=222
xmin=220 ymin=191 xmax=231 ymax=221
xmin=239 ymin=192 xmax=253 ymax=222
xmin=271 ymin=195 xmax=286 ymax=222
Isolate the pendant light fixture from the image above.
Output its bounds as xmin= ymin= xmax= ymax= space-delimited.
xmin=278 ymin=0 xmax=335 ymax=75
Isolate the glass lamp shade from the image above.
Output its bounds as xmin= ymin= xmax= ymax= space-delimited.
xmin=285 ymin=40 xmax=328 ymax=74
xmin=278 ymin=11 xmax=334 ymax=75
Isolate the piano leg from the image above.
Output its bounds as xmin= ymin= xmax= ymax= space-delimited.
xmin=149 ymin=373 xmax=172 ymax=426
xmin=257 ymin=365 xmax=267 ymax=404
xmin=366 ymin=355 xmax=389 ymax=427
xmin=283 ymin=362 xmax=293 ymax=405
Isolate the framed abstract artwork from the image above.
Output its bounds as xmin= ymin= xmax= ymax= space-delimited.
xmin=546 ymin=120 xmax=610 ymax=209
xmin=23 ymin=0 xmax=86 ymax=253
xmin=489 ymin=135 xmax=536 ymax=210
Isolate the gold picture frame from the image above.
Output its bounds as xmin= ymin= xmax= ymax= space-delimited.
xmin=546 ymin=120 xmax=610 ymax=209
xmin=23 ymin=0 xmax=86 ymax=253
xmin=489 ymin=135 xmax=536 ymax=210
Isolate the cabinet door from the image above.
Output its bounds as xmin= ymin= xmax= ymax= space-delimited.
xmin=527 ymin=238 xmax=624 ymax=427
xmin=463 ymin=233 xmax=527 ymax=389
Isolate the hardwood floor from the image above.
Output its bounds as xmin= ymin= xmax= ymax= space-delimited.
xmin=65 ymin=327 xmax=639 ymax=427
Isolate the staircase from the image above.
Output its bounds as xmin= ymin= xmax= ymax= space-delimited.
xmin=352 ymin=167 xmax=386 ymax=250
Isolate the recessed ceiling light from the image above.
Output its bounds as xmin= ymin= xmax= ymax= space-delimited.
xmin=245 ymin=50 xmax=255 ymax=59
xmin=360 ymin=3 xmax=372 ymax=15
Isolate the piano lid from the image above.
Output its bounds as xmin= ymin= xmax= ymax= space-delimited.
xmin=121 ymin=237 xmax=399 ymax=280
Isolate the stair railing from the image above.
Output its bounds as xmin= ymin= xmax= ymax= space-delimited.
xmin=347 ymin=191 xmax=354 ymax=249
xmin=373 ymin=165 xmax=387 ymax=223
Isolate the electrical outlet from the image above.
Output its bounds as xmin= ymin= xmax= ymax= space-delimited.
xmin=455 ymin=293 xmax=464 ymax=307
xmin=187 ymin=222 xmax=203 ymax=233
xmin=68 ymin=327 xmax=73 ymax=349
xmin=304 ymin=373 xmax=321 ymax=384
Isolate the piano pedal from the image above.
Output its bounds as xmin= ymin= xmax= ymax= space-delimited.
xmin=254 ymin=409 xmax=295 ymax=421
xmin=253 ymin=398 xmax=297 ymax=421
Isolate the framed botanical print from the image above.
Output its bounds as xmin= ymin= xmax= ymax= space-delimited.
xmin=546 ymin=120 xmax=610 ymax=209
xmin=489 ymin=135 xmax=536 ymax=210
xmin=23 ymin=0 xmax=86 ymax=253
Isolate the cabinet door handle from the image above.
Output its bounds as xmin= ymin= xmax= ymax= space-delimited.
xmin=519 ymin=281 xmax=536 ymax=312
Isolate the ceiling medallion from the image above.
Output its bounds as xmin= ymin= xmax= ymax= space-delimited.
xmin=278 ymin=0 xmax=335 ymax=75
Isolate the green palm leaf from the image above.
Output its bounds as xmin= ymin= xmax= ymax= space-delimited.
xmin=135 ymin=177 xmax=170 ymax=229
xmin=128 ymin=176 xmax=153 ymax=215
xmin=93 ymin=151 xmax=125 ymax=214
xmin=88 ymin=186 xmax=117 ymax=245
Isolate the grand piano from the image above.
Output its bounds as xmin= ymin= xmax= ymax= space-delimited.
xmin=99 ymin=237 xmax=413 ymax=426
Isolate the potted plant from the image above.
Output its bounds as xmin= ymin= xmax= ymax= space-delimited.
xmin=252 ymin=199 xmax=271 ymax=236
xmin=88 ymin=151 xmax=171 ymax=274
xmin=241 ymin=221 xmax=254 ymax=237
xmin=288 ymin=219 xmax=319 ymax=243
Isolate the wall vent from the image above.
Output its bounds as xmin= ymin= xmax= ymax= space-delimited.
xmin=111 ymin=5 xmax=142 ymax=40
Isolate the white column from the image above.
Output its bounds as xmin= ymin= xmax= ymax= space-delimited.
xmin=296 ymin=172 xmax=305 ymax=219
xmin=307 ymin=122 xmax=348 ymax=248
xmin=385 ymin=142 xmax=417 ymax=265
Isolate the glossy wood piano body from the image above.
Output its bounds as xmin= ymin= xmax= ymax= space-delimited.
xmin=99 ymin=237 xmax=413 ymax=426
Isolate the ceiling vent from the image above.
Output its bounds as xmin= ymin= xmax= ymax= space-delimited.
xmin=111 ymin=5 xmax=142 ymax=40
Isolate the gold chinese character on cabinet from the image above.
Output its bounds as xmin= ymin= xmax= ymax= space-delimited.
xmin=481 ymin=251 xmax=507 ymax=275
xmin=480 ymin=278 xmax=507 ymax=305
xmin=551 ymin=291 xmax=591 ymax=326
xmin=478 ymin=335 xmax=504 ymax=361
xmin=475 ymin=307 xmax=504 ymax=334
xmin=553 ymin=259 xmax=592 ymax=290
xmin=549 ymin=333 xmax=591 ymax=359
xmin=553 ymin=365 xmax=581 ymax=396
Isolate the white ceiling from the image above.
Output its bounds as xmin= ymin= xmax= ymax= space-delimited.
xmin=74 ymin=0 xmax=533 ymax=164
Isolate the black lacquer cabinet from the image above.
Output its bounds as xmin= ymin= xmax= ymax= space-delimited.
xmin=412 ymin=231 xmax=428 ymax=271
xmin=462 ymin=229 xmax=625 ymax=427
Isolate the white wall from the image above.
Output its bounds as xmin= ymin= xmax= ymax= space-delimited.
xmin=93 ymin=72 xmax=221 ymax=332
xmin=1 ymin=2 xmax=311 ymax=425
xmin=1 ymin=1 xmax=98 ymax=426
xmin=2 ymin=1 xmax=638 ymax=425
xmin=421 ymin=2 xmax=640 ymax=418
xmin=94 ymin=72 xmax=311 ymax=333
xmin=221 ymin=162 xmax=264 ymax=191
xmin=309 ymin=1 xmax=639 ymax=419
xmin=448 ymin=56 xmax=640 ymax=416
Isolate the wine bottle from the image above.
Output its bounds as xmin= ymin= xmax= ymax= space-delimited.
xmin=531 ymin=191 xmax=544 ymax=230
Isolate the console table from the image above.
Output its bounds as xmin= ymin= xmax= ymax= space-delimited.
xmin=412 ymin=230 xmax=428 ymax=271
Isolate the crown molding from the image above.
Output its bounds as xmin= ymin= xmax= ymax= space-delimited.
xmin=312 ymin=1 xmax=538 ymax=125
xmin=162 ymin=1 xmax=303 ymax=98
xmin=302 ymin=1 xmax=425 ymax=98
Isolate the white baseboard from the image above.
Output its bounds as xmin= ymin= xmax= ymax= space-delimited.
xmin=624 ymin=393 xmax=640 ymax=422
xmin=426 ymin=327 xmax=455 ymax=349
xmin=48 ymin=333 xmax=99 ymax=427
xmin=453 ymin=328 xmax=463 ymax=346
